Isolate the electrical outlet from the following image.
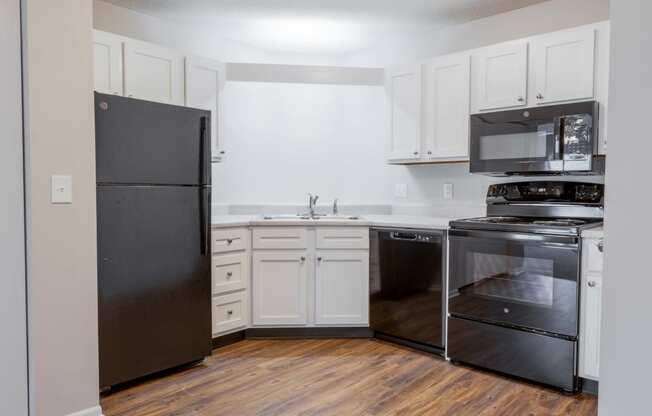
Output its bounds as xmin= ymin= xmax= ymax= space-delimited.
xmin=394 ymin=183 xmax=408 ymax=198
xmin=443 ymin=183 xmax=454 ymax=200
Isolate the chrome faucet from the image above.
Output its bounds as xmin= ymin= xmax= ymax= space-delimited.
xmin=308 ymin=193 xmax=319 ymax=218
xmin=332 ymin=198 xmax=339 ymax=215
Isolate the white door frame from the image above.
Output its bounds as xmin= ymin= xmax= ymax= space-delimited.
xmin=0 ymin=0 xmax=29 ymax=414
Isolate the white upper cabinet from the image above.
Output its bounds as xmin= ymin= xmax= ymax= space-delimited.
xmin=123 ymin=39 xmax=184 ymax=105
xmin=185 ymin=56 xmax=226 ymax=161
xmin=472 ymin=42 xmax=528 ymax=111
xmin=386 ymin=64 xmax=422 ymax=161
xmin=93 ymin=31 xmax=123 ymax=95
xmin=423 ymin=53 xmax=471 ymax=160
xmin=531 ymin=28 xmax=595 ymax=105
xmin=315 ymin=251 xmax=369 ymax=325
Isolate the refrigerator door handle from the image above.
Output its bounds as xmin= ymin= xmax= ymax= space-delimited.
xmin=199 ymin=116 xmax=210 ymax=185
xmin=200 ymin=188 xmax=211 ymax=255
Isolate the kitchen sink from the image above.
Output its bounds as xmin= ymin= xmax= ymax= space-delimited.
xmin=261 ymin=214 xmax=361 ymax=220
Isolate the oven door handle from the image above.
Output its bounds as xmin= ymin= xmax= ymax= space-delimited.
xmin=449 ymin=229 xmax=578 ymax=246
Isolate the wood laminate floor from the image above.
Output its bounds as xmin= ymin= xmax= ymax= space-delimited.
xmin=101 ymin=339 xmax=597 ymax=416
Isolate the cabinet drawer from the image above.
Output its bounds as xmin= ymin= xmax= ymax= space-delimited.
xmin=585 ymin=238 xmax=604 ymax=273
xmin=212 ymin=291 xmax=247 ymax=335
xmin=252 ymin=227 xmax=308 ymax=249
xmin=212 ymin=228 xmax=249 ymax=253
xmin=316 ymin=227 xmax=369 ymax=249
xmin=212 ymin=252 xmax=248 ymax=294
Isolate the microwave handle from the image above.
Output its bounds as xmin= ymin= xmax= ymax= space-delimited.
xmin=553 ymin=116 xmax=565 ymax=160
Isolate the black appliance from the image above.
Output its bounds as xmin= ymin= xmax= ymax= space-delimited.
xmin=370 ymin=228 xmax=446 ymax=353
xmin=470 ymin=101 xmax=604 ymax=176
xmin=447 ymin=181 xmax=604 ymax=393
xmin=95 ymin=93 xmax=212 ymax=389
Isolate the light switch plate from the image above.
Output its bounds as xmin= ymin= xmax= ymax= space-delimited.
xmin=51 ymin=175 xmax=72 ymax=204
xmin=394 ymin=183 xmax=408 ymax=198
xmin=443 ymin=183 xmax=454 ymax=200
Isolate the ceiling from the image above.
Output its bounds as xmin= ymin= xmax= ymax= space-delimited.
xmin=101 ymin=0 xmax=551 ymax=54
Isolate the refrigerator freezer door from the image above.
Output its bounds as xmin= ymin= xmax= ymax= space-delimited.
xmin=97 ymin=185 xmax=211 ymax=388
xmin=95 ymin=93 xmax=211 ymax=186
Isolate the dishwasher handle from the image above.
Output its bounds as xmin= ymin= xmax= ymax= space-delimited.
xmin=390 ymin=232 xmax=418 ymax=241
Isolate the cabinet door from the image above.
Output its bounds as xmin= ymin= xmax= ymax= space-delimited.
xmin=580 ymin=271 xmax=602 ymax=380
xmin=93 ymin=31 xmax=123 ymax=95
xmin=473 ymin=42 xmax=528 ymax=111
xmin=386 ymin=65 xmax=422 ymax=161
xmin=123 ymin=39 xmax=184 ymax=105
xmin=531 ymin=28 xmax=595 ymax=105
xmin=315 ymin=251 xmax=369 ymax=325
xmin=186 ymin=57 xmax=226 ymax=162
xmin=252 ymin=251 xmax=309 ymax=326
xmin=424 ymin=53 xmax=470 ymax=160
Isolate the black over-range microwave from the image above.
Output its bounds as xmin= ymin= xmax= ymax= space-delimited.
xmin=469 ymin=101 xmax=604 ymax=176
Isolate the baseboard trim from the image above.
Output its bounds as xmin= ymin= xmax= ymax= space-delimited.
xmin=581 ymin=378 xmax=599 ymax=395
xmin=245 ymin=327 xmax=373 ymax=339
xmin=212 ymin=330 xmax=246 ymax=349
xmin=66 ymin=405 xmax=103 ymax=416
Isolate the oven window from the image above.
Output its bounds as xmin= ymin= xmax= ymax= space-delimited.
xmin=469 ymin=253 xmax=554 ymax=307
xmin=478 ymin=123 xmax=553 ymax=160
xmin=449 ymin=234 xmax=579 ymax=337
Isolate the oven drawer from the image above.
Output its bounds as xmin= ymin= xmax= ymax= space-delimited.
xmin=447 ymin=317 xmax=577 ymax=392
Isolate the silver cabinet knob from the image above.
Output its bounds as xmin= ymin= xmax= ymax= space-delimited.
xmin=227 ymin=310 xmax=233 ymax=316
xmin=300 ymin=256 xmax=306 ymax=262
xmin=317 ymin=257 xmax=322 ymax=262
xmin=588 ymin=280 xmax=597 ymax=288
xmin=226 ymin=271 xmax=233 ymax=278
xmin=226 ymin=239 xmax=233 ymax=245
xmin=220 ymin=150 xmax=226 ymax=154
xmin=413 ymin=151 xmax=419 ymax=156
xmin=597 ymin=240 xmax=604 ymax=253
xmin=536 ymin=93 xmax=544 ymax=100
xmin=427 ymin=150 xmax=432 ymax=155
xmin=517 ymin=96 xmax=525 ymax=102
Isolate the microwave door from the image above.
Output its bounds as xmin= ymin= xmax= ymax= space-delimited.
xmin=470 ymin=111 xmax=561 ymax=175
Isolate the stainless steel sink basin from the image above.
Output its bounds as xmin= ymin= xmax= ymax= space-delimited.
xmin=261 ymin=214 xmax=361 ymax=220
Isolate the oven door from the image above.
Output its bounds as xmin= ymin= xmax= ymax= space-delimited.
xmin=448 ymin=229 xmax=579 ymax=338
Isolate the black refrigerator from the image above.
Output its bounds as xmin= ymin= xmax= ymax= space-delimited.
xmin=95 ymin=93 xmax=212 ymax=389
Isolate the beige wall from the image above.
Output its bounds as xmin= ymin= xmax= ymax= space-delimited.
xmin=22 ymin=0 xmax=101 ymax=415
xmin=599 ymin=1 xmax=652 ymax=414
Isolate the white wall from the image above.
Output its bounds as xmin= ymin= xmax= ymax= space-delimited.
xmin=22 ymin=0 xmax=101 ymax=415
xmin=0 ymin=1 xmax=29 ymax=415
xmin=599 ymin=1 xmax=652 ymax=414
xmin=213 ymin=81 xmax=388 ymax=205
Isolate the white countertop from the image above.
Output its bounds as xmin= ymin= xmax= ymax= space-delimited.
xmin=582 ymin=225 xmax=604 ymax=238
xmin=211 ymin=214 xmax=455 ymax=230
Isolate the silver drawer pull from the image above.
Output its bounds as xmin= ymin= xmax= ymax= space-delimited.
xmin=227 ymin=310 xmax=233 ymax=316
xmin=588 ymin=281 xmax=597 ymax=288
xmin=597 ymin=240 xmax=604 ymax=253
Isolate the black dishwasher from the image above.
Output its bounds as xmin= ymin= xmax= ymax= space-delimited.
xmin=370 ymin=228 xmax=446 ymax=353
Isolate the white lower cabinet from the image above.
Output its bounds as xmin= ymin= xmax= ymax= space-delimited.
xmin=315 ymin=251 xmax=369 ymax=325
xmin=579 ymin=236 xmax=604 ymax=381
xmin=252 ymin=250 xmax=309 ymax=326
xmin=211 ymin=227 xmax=251 ymax=337
xmin=252 ymin=226 xmax=370 ymax=328
xmin=212 ymin=291 xmax=248 ymax=334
